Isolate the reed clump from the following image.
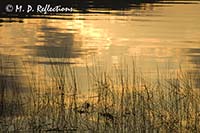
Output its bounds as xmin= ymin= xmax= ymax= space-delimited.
xmin=0 ymin=58 xmax=200 ymax=132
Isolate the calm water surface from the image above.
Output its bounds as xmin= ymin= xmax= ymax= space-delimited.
xmin=0 ymin=0 xmax=200 ymax=90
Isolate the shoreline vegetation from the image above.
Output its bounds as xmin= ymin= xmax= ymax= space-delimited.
xmin=0 ymin=57 xmax=200 ymax=132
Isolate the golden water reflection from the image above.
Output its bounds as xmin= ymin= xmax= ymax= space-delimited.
xmin=0 ymin=1 xmax=200 ymax=90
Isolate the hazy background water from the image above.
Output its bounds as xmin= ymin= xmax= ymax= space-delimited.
xmin=0 ymin=0 xmax=200 ymax=91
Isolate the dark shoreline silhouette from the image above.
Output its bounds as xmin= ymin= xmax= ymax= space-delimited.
xmin=0 ymin=0 xmax=159 ymax=17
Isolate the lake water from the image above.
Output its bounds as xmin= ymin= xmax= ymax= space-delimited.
xmin=0 ymin=0 xmax=200 ymax=91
